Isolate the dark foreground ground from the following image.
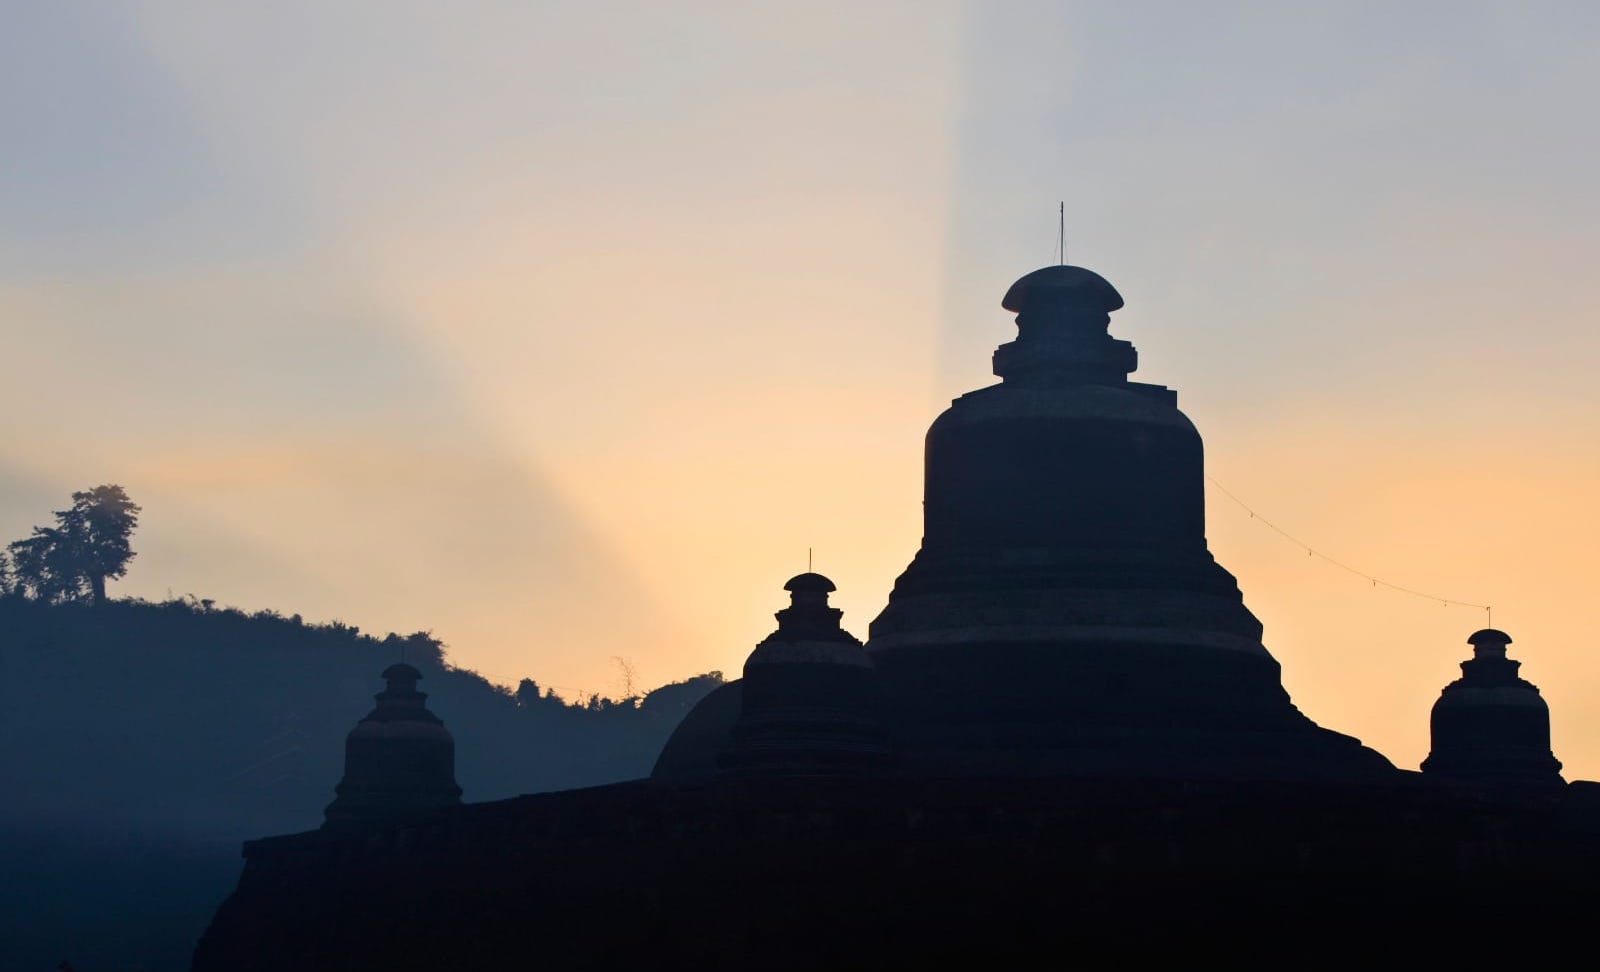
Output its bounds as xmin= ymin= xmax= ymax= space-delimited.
xmin=0 ymin=823 xmax=242 ymax=972
xmin=195 ymin=773 xmax=1600 ymax=970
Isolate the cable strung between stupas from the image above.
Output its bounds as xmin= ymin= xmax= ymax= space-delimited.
xmin=1206 ymin=474 xmax=1493 ymax=625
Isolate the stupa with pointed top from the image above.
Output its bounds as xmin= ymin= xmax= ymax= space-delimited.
xmin=717 ymin=572 xmax=890 ymax=776
xmin=1422 ymin=628 xmax=1565 ymax=788
xmin=323 ymin=663 xmax=463 ymax=825
xmin=866 ymin=263 xmax=1393 ymax=779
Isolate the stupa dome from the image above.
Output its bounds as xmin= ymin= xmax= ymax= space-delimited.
xmin=784 ymin=572 xmax=837 ymax=594
xmin=1001 ymin=264 xmax=1124 ymax=315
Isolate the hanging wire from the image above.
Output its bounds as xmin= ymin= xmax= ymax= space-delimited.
xmin=1206 ymin=474 xmax=1492 ymax=621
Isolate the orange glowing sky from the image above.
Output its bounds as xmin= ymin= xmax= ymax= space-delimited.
xmin=4 ymin=2 xmax=1599 ymax=778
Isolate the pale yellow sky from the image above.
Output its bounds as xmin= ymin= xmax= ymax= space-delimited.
xmin=4 ymin=1 xmax=1599 ymax=777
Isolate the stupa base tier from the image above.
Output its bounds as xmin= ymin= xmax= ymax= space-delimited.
xmin=870 ymin=639 xmax=1395 ymax=781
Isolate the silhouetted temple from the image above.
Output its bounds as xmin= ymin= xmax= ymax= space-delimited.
xmin=714 ymin=572 xmax=891 ymax=777
xmin=194 ymin=265 xmax=1600 ymax=969
xmin=1422 ymin=628 xmax=1565 ymax=788
xmin=655 ymin=265 xmax=1389 ymax=785
xmin=323 ymin=663 xmax=462 ymax=825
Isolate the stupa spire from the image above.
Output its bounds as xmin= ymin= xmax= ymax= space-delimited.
xmin=992 ymin=265 xmax=1136 ymax=386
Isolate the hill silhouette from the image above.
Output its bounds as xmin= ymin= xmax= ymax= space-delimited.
xmin=1 ymin=594 xmax=721 ymax=970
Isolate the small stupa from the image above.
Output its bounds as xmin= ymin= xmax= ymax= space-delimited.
xmin=323 ymin=663 xmax=463 ymax=825
xmin=1421 ymin=628 xmax=1565 ymax=789
xmin=718 ymin=573 xmax=890 ymax=775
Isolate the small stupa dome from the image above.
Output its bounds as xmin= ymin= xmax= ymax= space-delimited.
xmin=380 ymin=662 xmax=423 ymax=687
xmin=1466 ymin=629 xmax=1512 ymax=652
xmin=1001 ymin=265 xmax=1124 ymax=315
xmin=784 ymin=572 xmax=837 ymax=594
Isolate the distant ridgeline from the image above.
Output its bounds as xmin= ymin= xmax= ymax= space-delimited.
xmin=0 ymin=594 xmax=720 ymax=971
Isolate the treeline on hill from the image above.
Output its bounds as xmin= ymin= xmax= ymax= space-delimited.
xmin=3 ymin=593 xmax=723 ymax=836
xmin=2 ymin=486 xmax=723 ymax=830
xmin=2 ymin=485 xmax=724 ymax=970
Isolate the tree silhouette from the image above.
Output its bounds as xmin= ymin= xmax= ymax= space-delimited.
xmin=58 ymin=485 xmax=141 ymax=604
xmin=516 ymin=678 xmax=545 ymax=707
xmin=8 ymin=527 xmax=85 ymax=603
xmin=6 ymin=485 xmax=141 ymax=604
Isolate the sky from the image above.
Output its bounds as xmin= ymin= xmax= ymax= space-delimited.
xmin=4 ymin=1 xmax=1599 ymax=778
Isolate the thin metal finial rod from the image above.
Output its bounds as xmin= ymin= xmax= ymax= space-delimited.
xmin=1058 ymin=201 xmax=1065 ymax=265
xmin=808 ymin=547 xmax=812 ymax=572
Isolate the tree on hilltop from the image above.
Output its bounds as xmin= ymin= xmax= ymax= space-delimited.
xmin=7 ymin=484 xmax=141 ymax=605
xmin=60 ymin=485 xmax=141 ymax=604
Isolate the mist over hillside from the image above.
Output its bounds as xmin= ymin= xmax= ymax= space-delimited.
xmin=1 ymin=595 xmax=721 ymax=970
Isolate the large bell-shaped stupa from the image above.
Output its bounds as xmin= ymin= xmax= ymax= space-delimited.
xmin=654 ymin=263 xmax=1394 ymax=783
xmin=863 ymin=264 xmax=1392 ymax=780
